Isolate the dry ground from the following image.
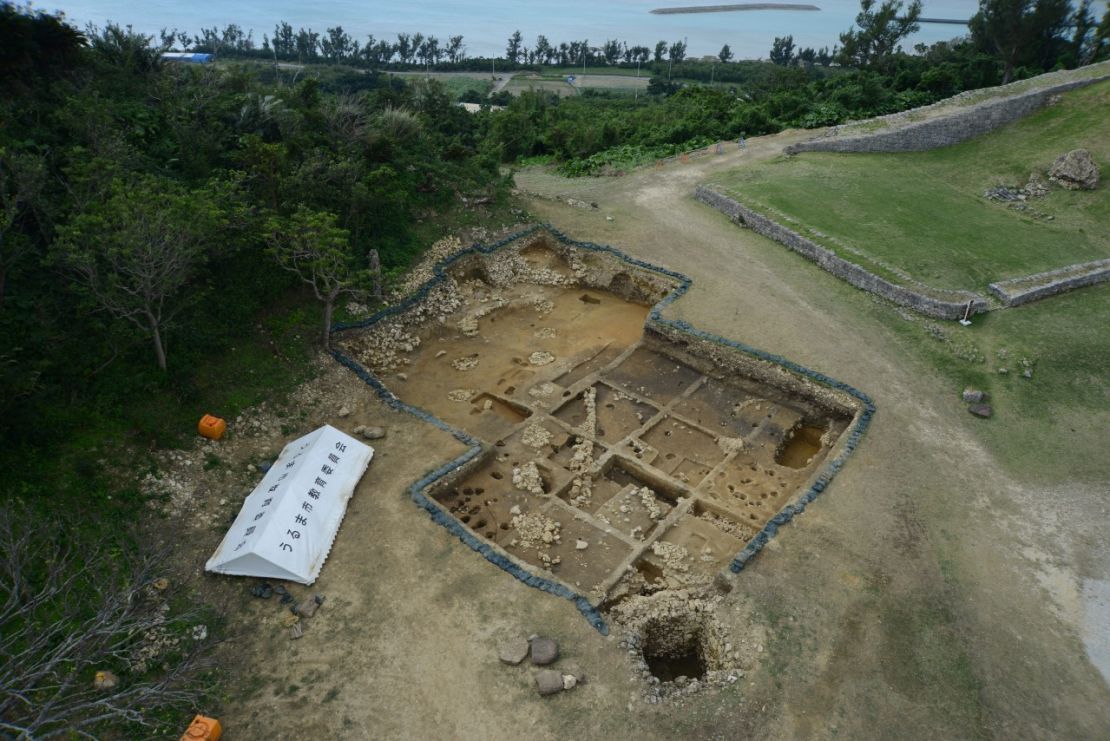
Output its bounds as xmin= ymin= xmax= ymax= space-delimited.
xmin=160 ymin=93 xmax=1109 ymax=739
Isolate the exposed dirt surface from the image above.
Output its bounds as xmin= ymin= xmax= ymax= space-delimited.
xmin=155 ymin=82 xmax=1109 ymax=738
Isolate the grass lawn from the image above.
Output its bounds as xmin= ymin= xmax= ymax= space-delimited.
xmin=872 ymin=281 xmax=1110 ymax=482
xmin=716 ymin=80 xmax=1110 ymax=292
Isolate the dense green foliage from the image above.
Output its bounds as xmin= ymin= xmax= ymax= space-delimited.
xmin=486 ymin=40 xmax=1010 ymax=175
xmin=0 ymin=6 xmax=508 ymax=732
xmin=0 ymin=3 xmax=506 ymax=507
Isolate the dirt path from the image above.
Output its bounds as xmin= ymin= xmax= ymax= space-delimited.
xmin=181 ymin=107 xmax=1110 ymax=737
xmin=492 ymin=73 xmax=515 ymax=95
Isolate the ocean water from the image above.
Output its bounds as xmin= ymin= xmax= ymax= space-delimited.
xmin=50 ymin=0 xmax=1004 ymax=60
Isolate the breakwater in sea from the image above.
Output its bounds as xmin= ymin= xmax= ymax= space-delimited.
xmin=651 ymin=4 xmax=820 ymax=14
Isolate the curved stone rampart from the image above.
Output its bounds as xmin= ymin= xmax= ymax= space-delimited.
xmin=694 ymin=186 xmax=988 ymax=319
xmin=784 ymin=74 xmax=1110 ymax=155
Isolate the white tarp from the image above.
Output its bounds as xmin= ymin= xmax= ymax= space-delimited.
xmin=205 ymin=425 xmax=373 ymax=584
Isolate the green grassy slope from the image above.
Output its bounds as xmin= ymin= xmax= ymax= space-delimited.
xmin=716 ymin=80 xmax=1110 ymax=292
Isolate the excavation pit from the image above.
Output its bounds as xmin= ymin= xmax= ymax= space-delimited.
xmin=335 ymin=228 xmax=869 ymax=613
xmin=642 ymin=616 xmax=709 ymax=683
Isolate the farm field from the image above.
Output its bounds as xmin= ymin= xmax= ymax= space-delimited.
xmin=507 ymin=72 xmax=650 ymax=97
xmin=713 ymin=79 xmax=1110 ymax=291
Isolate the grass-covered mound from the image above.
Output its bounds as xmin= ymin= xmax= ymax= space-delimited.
xmin=717 ymin=80 xmax=1110 ymax=292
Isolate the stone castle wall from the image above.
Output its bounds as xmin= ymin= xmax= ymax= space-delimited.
xmin=783 ymin=75 xmax=1110 ymax=155
xmin=694 ymin=186 xmax=988 ymax=320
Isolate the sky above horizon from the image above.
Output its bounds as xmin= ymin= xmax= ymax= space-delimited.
xmin=44 ymin=0 xmax=1020 ymax=60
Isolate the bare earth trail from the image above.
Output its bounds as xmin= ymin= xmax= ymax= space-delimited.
xmin=209 ymin=124 xmax=1109 ymax=737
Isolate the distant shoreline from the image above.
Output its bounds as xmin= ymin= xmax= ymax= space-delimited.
xmin=651 ymin=4 xmax=821 ymax=14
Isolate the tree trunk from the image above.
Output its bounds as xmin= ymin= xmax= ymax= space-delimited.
xmin=149 ymin=317 xmax=167 ymax=371
xmin=322 ymin=297 xmax=334 ymax=350
xmin=369 ymin=249 xmax=383 ymax=302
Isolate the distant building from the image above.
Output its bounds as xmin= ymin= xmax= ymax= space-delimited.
xmin=162 ymin=52 xmax=214 ymax=64
xmin=458 ymin=102 xmax=505 ymax=113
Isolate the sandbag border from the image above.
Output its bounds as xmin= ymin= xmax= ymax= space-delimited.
xmin=328 ymin=224 xmax=874 ymax=631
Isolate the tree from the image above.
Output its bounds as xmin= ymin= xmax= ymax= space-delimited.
xmin=506 ymin=30 xmax=524 ymax=63
xmin=0 ymin=149 xmax=46 ymax=306
xmin=53 ymin=177 xmax=218 ymax=370
xmin=1070 ymin=0 xmax=1096 ymax=65
xmin=408 ymin=32 xmax=425 ymax=65
xmin=1094 ymin=6 xmax=1110 ymax=62
xmin=669 ymin=40 xmax=687 ymax=63
xmin=533 ymin=35 xmax=553 ymax=65
xmin=265 ymin=207 xmax=365 ymax=350
xmin=837 ymin=0 xmax=922 ymax=71
xmin=396 ymin=32 xmax=412 ymax=64
xmin=273 ymin=21 xmax=294 ymax=57
xmin=294 ymin=27 xmax=319 ymax=62
xmin=447 ymin=34 xmax=466 ymax=63
xmin=770 ymin=35 xmax=796 ymax=65
xmin=654 ymin=40 xmax=667 ymax=63
xmin=321 ymin=26 xmax=353 ymax=64
xmin=0 ymin=504 xmax=210 ymax=738
xmin=719 ymin=43 xmax=734 ymax=63
xmin=602 ymin=39 xmax=623 ymax=65
xmin=970 ymin=0 xmax=1072 ymax=82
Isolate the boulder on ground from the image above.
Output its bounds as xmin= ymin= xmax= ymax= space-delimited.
xmin=354 ymin=425 xmax=386 ymax=440
xmin=497 ymin=637 xmax=530 ymax=666
xmin=961 ymin=389 xmax=988 ymax=404
xmin=1048 ymin=149 xmax=1099 ymax=190
xmin=968 ymin=403 xmax=993 ymax=419
xmin=534 ymin=669 xmax=564 ymax=696
xmin=530 ymin=636 xmax=559 ymax=665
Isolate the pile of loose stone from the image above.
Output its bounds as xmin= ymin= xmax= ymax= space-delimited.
xmin=497 ymin=635 xmax=588 ymax=697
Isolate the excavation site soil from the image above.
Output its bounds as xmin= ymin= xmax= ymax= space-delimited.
xmin=164 ymin=88 xmax=1110 ymax=739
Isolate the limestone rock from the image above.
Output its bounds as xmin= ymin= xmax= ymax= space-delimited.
xmin=530 ymin=636 xmax=559 ymax=665
xmin=1048 ymin=149 xmax=1099 ymax=190
xmin=562 ymin=661 xmax=588 ymax=685
xmin=968 ymin=403 xmax=993 ymax=419
xmin=93 ymin=670 xmax=119 ymax=691
xmin=497 ymin=637 xmax=530 ymax=666
xmin=338 ymin=406 xmax=351 ymax=418
xmin=562 ymin=674 xmax=578 ymax=690
xmin=961 ymin=388 xmax=988 ymax=404
xmin=355 ymin=425 xmax=386 ymax=440
xmin=535 ymin=669 xmax=564 ymax=696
